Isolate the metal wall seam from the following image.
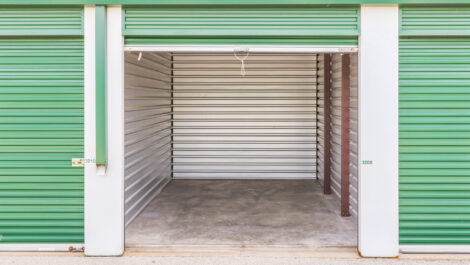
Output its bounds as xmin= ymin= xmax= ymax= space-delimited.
xmin=172 ymin=53 xmax=318 ymax=179
xmin=124 ymin=52 xmax=173 ymax=226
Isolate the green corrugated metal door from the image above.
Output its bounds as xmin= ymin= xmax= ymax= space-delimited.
xmin=0 ymin=7 xmax=83 ymax=36
xmin=122 ymin=6 xmax=360 ymax=45
xmin=0 ymin=39 xmax=84 ymax=244
xmin=400 ymin=7 xmax=470 ymax=245
xmin=0 ymin=7 xmax=84 ymax=244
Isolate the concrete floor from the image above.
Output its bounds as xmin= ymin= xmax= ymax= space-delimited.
xmin=125 ymin=180 xmax=357 ymax=247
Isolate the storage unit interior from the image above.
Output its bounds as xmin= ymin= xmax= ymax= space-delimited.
xmin=124 ymin=51 xmax=358 ymax=248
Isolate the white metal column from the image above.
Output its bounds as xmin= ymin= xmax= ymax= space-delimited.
xmin=84 ymin=5 xmax=125 ymax=256
xmin=358 ymin=5 xmax=399 ymax=257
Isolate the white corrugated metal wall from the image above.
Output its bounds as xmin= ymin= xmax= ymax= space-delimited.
xmin=124 ymin=52 xmax=172 ymax=225
xmin=330 ymin=54 xmax=343 ymax=202
xmin=349 ymin=54 xmax=358 ymax=218
xmin=172 ymin=53 xmax=318 ymax=179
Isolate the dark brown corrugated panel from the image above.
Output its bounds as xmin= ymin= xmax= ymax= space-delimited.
xmin=321 ymin=53 xmax=357 ymax=217
xmin=316 ymin=55 xmax=325 ymax=187
xmin=321 ymin=54 xmax=332 ymax=194
xmin=341 ymin=54 xmax=350 ymax=217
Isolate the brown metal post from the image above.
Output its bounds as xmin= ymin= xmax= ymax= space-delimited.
xmin=323 ymin=54 xmax=332 ymax=195
xmin=341 ymin=54 xmax=351 ymax=217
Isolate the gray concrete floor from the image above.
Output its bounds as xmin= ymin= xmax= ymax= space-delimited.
xmin=125 ymin=180 xmax=357 ymax=247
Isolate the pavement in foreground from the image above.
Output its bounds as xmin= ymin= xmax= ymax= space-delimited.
xmin=0 ymin=256 xmax=469 ymax=265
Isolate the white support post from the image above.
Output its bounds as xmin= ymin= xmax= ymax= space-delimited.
xmin=84 ymin=5 xmax=125 ymax=256
xmin=358 ymin=5 xmax=399 ymax=257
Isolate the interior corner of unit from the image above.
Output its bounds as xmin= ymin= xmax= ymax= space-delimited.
xmin=120 ymin=47 xmax=360 ymax=252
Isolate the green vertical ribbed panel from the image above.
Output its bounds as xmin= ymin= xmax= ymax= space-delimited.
xmin=400 ymin=38 xmax=470 ymax=245
xmin=400 ymin=7 xmax=470 ymax=36
xmin=0 ymin=7 xmax=83 ymax=36
xmin=95 ymin=6 xmax=107 ymax=166
xmin=0 ymin=39 xmax=84 ymax=243
xmin=122 ymin=6 xmax=359 ymax=45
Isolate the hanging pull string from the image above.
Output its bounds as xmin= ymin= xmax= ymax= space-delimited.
xmin=234 ymin=48 xmax=250 ymax=76
xmin=137 ymin=52 xmax=143 ymax=61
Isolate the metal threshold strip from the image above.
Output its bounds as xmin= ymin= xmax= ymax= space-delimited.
xmin=124 ymin=45 xmax=358 ymax=53
xmin=0 ymin=244 xmax=85 ymax=252
xmin=400 ymin=245 xmax=470 ymax=254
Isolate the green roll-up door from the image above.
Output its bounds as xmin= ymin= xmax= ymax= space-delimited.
xmin=399 ymin=6 xmax=470 ymax=246
xmin=0 ymin=7 xmax=83 ymax=36
xmin=0 ymin=38 xmax=84 ymax=243
xmin=400 ymin=7 xmax=470 ymax=36
xmin=0 ymin=7 xmax=84 ymax=244
xmin=123 ymin=6 xmax=359 ymax=45
xmin=399 ymin=38 xmax=470 ymax=245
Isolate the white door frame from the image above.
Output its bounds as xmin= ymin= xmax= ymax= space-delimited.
xmin=84 ymin=5 xmax=125 ymax=256
xmin=124 ymin=45 xmax=358 ymax=53
xmin=357 ymin=5 xmax=399 ymax=257
xmin=83 ymin=4 xmax=400 ymax=257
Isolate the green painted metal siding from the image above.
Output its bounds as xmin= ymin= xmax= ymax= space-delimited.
xmin=95 ymin=6 xmax=107 ymax=166
xmin=400 ymin=7 xmax=470 ymax=36
xmin=0 ymin=39 xmax=84 ymax=243
xmin=124 ymin=37 xmax=358 ymax=45
xmin=399 ymin=38 xmax=470 ymax=245
xmin=122 ymin=6 xmax=359 ymax=45
xmin=0 ymin=7 xmax=83 ymax=36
